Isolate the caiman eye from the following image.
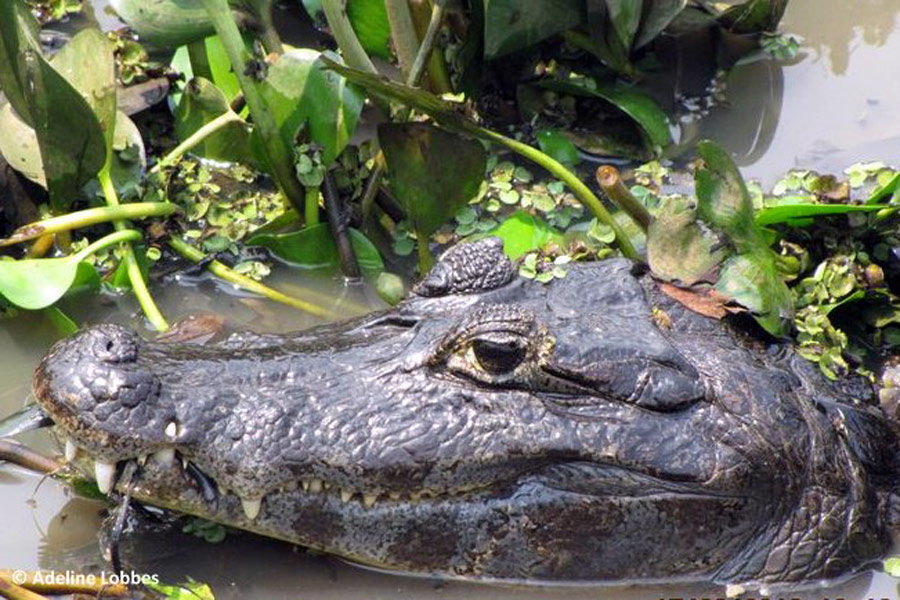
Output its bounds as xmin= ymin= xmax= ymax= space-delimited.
xmin=471 ymin=338 xmax=526 ymax=374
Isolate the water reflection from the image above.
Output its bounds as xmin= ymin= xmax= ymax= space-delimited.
xmin=785 ymin=0 xmax=900 ymax=75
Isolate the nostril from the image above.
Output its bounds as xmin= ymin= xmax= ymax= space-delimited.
xmin=89 ymin=324 xmax=140 ymax=363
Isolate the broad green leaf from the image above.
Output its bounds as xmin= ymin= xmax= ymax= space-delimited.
xmin=247 ymin=224 xmax=384 ymax=277
xmin=482 ymin=211 xmax=564 ymax=259
xmin=145 ymin=581 xmax=215 ymax=600
xmin=0 ymin=258 xmax=99 ymax=310
xmin=51 ymin=29 xmax=117 ymax=167
xmin=174 ymin=77 xmax=256 ymax=165
xmin=635 ymin=0 xmax=687 ymax=48
xmin=348 ymin=0 xmax=391 ymax=60
xmin=0 ymin=103 xmax=45 ymax=186
xmin=535 ymin=129 xmax=580 ymax=167
xmin=715 ymin=251 xmax=793 ymax=337
xmin=257 ymin=49 xmax=364 ymax=165
xmin=717 ymin=0 xmax=788 ymax=33
xmin=0 ymin=0 xmax=40 ymax=127
xmin=694 ymin=139 xmax=756 ymax=248
xmin=483 ymin=0 xmax=584 ymax=58
xmin=379 ymin=122 xmax=487 ymax=237
xmin=867 ymin=171 xmax=900 ymax=204
xmin=606 ymin=0 xmax=641 ymax=58
xmin=27 ymin=47 xmax=107 ymax=211
xmin=110 ymin=0 xmax=215 ymax=48
xmin=755 ymin=203 xmax=883 ymax=226
xmin=171 ymin=35 xmax=243 ymax=107
xmin=647 ymin=198 xmax=724 ymax=285
xmin=538 ymin=78 xmax=672 ymax=150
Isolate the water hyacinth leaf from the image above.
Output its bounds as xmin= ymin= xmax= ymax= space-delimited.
xmin=605 ymin=0 xmax=641 ymax=58
xmin=109 ymin=111 xmax=148 ymax=198
xmin=110 ymin=0 xmax=215 ymax=48
xmin=535 ymin=129 xmax=580 ymax=167
xmin=483 ymin=0 xmax=584 ymax=58
xmin=347 ymin=0 xmax=391 ymax=60
xmin=538 ymin=78 xmax=671 ymax=150
xmin=0 ymin=103 xmax=45 ymax=186
xmin=754 ymin=203 xmax=883 ymax=227
xmin=0 ymin=258 xmax=99 ymax=310
xmin=634 ymin=0 xmax=687 ymax=48
xmin=26 ymin=47 xmax=107 ymax=210
xmin=716 ymin=0 xmax=788 ymax=33
xmin=246 ymin=224 xmax=384 ymax=277
xmin=174 ymin=77 xmax=256 ymax=165
xmin=379 ymin=122 xmax=487 ymax=237
xmin=50 ymin=29 xmax=117 ymax=165
xmin=170 ymin=35 xmax=242 ymax=107
xmin=647 ymin=198 xmax=724 ymax=285
xmin=482 ymin=211 xmax=564 ymax=259
xmin=715 ymin=251 xmax=792 ymax=337
xmin=0 ymin=0 xmax=40 ymax=127
xmin=257 ymin=49 xmax=364 ymax=165
xmin=694 ymin=140 xmax=756 ymax=248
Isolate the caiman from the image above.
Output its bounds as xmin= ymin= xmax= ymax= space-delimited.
xmin=30 ymin=238 xmax=900 ymax=591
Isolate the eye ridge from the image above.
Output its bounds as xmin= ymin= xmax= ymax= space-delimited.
xmin=471 ymin=337 xmax=527 ymax=375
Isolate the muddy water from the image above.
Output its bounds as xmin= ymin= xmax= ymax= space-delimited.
xmin=5 ymin=0 xmax=900 ymax=598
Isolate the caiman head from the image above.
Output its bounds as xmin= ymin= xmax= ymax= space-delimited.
xmin=32 ymin=238 xmax=900 ymax=589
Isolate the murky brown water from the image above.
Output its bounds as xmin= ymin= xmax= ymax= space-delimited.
xmin=5 ymin=0 xmax=900 ymax=598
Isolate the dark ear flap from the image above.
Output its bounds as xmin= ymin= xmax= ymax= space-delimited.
xmin=413 ymin=237 xmax=515 ymax=297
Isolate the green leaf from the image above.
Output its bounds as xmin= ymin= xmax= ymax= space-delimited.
xmin=695 ymin=139 xmax=756 ymax=249
xmin=0 ymin=0 xmax=40 ymax=127
xmin=647 ymin=197 xmax=725 ymax=285
xmin=715 ymin=251 xmax=793 ymax=337
xmin=635 ymin=0 xmax=687 ymax=48
xmin=247 ymin=224 xmax=384 ymax=277
xmin=379 ymin=122 xmax=487 ymax=238
xmin=867 ymin=171 xmax=900 ymax=204
xmin=109 ymin=0 xmax=215 ymax=48
xmin=884 ymin=556 xmax=900 ymax=578
xmin=606 ymin=0 xmax=641 ymax=58
xmin=174 ymin=77 xmax=256 ymax=165
xmin=0 ymin=257 xmax=99 ymax=310
xmin=535 ymin=129 xmax=580 ymax=167
xmin=256 ymin=49 xmax=364 ymax=165
xmin=171 ymin=35 xmax=242 ymax=107
xmin=755 ymin=203 xmax=883 ymax=226
xmin=347 ymin=0 xmax=391 ymax=60
xmin=483 ymin=0 xmax=584 ymax=58
xmin=0 ymin=102 xmax=45 ymax=186
xmin=537 ymin=78 xmax=672 ymax=149
xmin=481 ymin=211 xmax=564 ymax=259
xmin=145 ymin=580 xmax=216 ymax=600
xmin=716 ymin=0 xmax=788 ymax=33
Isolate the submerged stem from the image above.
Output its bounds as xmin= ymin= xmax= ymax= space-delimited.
xmin=167 ymin=237 xmax=339 ymax=319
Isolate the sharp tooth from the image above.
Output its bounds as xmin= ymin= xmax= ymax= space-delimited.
xmin=153 ymin=448 xmax=175 ymax=464
xmin=340 ymin=489 xmax=352 ymax=503
xmin=241 ymin=497 xmax=262 ymax=520
xmin=137 ymin=454 xmax=147 ymax=466
xmin=362 ymin=493 xmax=377 ymax=508
xmin=322 ymin=482 xmax=332 ymax=490
xmin=301 ymin=480 xmax=310 ymax=492
xmin=409 ymin=491 xmax=422 ymax=502
xmin=308 ymin=479 xmax=322 ymax=493
xmin=388 ymin=491 xmax=401 ymax=501
xmin=165 ymin=421 xmax=178 ymax=438
xmin=94 ymin=461 xmax=116 ymax=494
xmin=65 ymin=440 xmax=78 ymax=462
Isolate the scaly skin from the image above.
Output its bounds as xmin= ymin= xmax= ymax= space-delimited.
xmin=32 ymin=239 xmax=900 ymax=589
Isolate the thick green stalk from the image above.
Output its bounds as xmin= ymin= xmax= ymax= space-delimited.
xmin=408 ymin=0 xmax=449 ymax=92
xmin=168 ymin=237 xmax=338 ymax=318
xmin=151 ymin=110 xmax=243 ymax=173
xmin=304 ymin=186 xmax=320 ymax=226
xmin=197 ymin=0 xmax=306 ymax=213
xmin=320 ymin=0 xmax=378 ymax=74
xmin=98 ymin=170 xmax=169 ymax=332
xmin=385 ymin=0 xmax=420 ymax=80
xmin=481 ymin=131 xmax=640 ymax=260
xmin=415 ymin=228 xmax=434 ymax=274
xmin=596 ymin=165 xmax=651 ymax=232
xmin=73 ymin=229 xmax=143 ymax=260
xmin=1 ymin=203 xmax=176 ymax=246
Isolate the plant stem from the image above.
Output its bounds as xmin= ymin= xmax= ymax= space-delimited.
xmin=1 ymin=203 xmax=176 ymax=246
xmin=198 ymin=0 xmax=306 ymax=214
xmin=415 ymin=228 xmax=434 ymax=274
xmin=0 ymin=439 xmax=61 ymax=475
xmin=596 ymin=165 xmax=651 ymax=232
xmin=187 ymin=39 xmax=213 ymax=81
xmin=407 ymin=0 xmax=448 ymax=91
xmin=98 ymin=170 xmax=169 ymax=332
xmin=481 ymin=131 xmax=640 ymax=260
xmin=304 ymin=186 xmax=320 ymax=226
xmin=73 ymin=229 xmax=142 ymax=261
xmin=385 ymin=0 xmax=420 ymax=80
xmin=0 ymin=575 xmax=49 ymax=600
xmin=167 ymin=237 xmax=338 ymax=318
xmin=320 ymin=0 xmax=378 ymax=74
xmin=151 ymin=110 xmax=243 ymax=173
xmin=323 ymin=171 xmax=361 ymax=279
xmin=0 ymin=570 xmax=129 ymax=597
